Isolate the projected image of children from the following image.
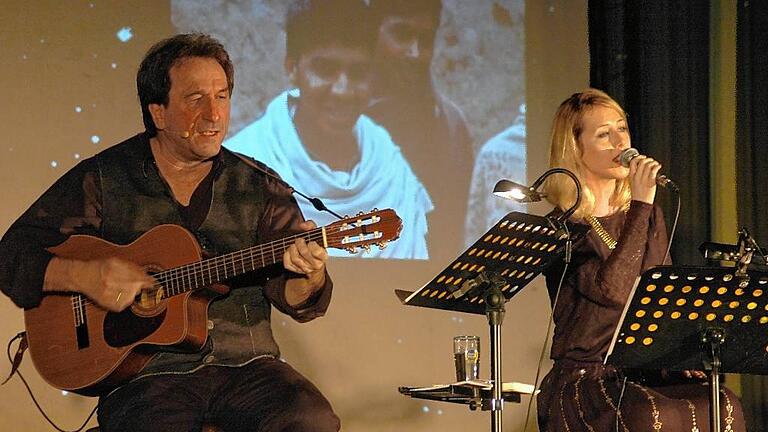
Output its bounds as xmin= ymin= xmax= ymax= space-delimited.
xmin=367 ymin=0 xmax=474 ymax=260
xmin=226 ymin=0 xmax=433 ymax=259
xmin=173 ymin=0 xmax=526 ymax=262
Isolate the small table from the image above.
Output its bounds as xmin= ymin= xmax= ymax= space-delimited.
xmin=399 ymin=381 xmax=533 ymax=411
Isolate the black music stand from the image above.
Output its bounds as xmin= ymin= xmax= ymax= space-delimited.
xmin=606 ymin=265 xmax=768 ymax=432
xmin=396 ymin=211 xmax=588 ymax=432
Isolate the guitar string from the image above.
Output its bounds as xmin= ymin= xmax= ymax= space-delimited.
xmin=152 ymin=230 xmax=330 ymax=296
xmin=71 ymin=216 xmax=399 ymax=313
xmin=154 ymin=226 xmax=388 ymax=292
xmin=123 ymin=217 xmax=397 ymax=292
xmin=72 ymin=229 xmax=329 ymax=318
xmin=71 ymin=220 xmax=397 ymax=314
xmin=70 ymin=226 xmax=386 ymax=314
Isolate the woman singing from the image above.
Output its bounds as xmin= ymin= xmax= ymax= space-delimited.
xmin=536 ymin=89 xmax=746 ymax=431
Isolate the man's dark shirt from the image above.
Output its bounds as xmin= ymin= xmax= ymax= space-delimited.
xmin=0 ymin=133 xmax=332 ymax=377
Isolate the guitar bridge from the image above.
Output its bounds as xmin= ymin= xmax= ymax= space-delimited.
xmin=73 ymin=294 xmax=90 ymax=350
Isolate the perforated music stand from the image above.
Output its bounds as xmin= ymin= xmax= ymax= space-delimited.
xmin=396 ymin=211 xmax=588 ymax=432
xmin=606 ymin=265 xmax=768 ymax=432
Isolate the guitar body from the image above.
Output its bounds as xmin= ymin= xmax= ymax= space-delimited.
xmin=24 ymin=225 xmax=227 ymax=396
xmin=21 ymin=209 xmax=402 ymax=396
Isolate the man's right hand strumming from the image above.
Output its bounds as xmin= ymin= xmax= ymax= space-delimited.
xmin=44 ymin=257 xmax=156 ymax=312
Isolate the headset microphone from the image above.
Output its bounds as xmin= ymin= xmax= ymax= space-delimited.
xmin=159 ymin=129 xmax=191 ymax=138
xmin=162 ymin=122 xmax=195 ymax=139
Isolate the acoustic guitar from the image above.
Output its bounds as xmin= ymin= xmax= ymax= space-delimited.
xmin=23 ymin=209 xmax=401 ymax=396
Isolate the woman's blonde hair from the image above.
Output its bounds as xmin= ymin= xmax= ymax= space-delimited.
xmin=543 ymin=88 xmax=632 ymax=219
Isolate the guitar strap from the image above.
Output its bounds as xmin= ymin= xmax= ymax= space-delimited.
xmin=2 ymin=331 xmax=28 ymax=385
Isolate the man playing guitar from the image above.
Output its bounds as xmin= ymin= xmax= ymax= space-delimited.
xmin=0 ymin=33 xmax=342 ymax=432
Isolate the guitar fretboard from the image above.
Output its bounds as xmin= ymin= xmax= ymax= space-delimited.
xmin=154 ymin=227 xmax=325 ymax=297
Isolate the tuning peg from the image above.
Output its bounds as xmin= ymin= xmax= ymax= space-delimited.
xmin=377 ymin=241 xmax=388 ymax=250
xmin=372 ymin=207 xmax=379 ymax=211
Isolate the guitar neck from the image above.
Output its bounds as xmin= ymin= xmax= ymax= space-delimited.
xmin=154 ymin=227 xmax=325 ymax=299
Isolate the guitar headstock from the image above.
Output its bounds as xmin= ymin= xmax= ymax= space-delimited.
xmin=324 ymin=209 xmax=403 ymax=253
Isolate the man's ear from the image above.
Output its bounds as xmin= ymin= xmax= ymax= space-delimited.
xmin=148 ymin=103 xmax=166 ymax=131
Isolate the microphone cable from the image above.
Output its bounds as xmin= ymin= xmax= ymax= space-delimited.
xmin=612 ymin=183 xmax=681 ymax=429
xmin=614 ymin=376 xmax=629 ymax=432
xmin=523 ymin=220 xmax=571 ymax=432
xmin=663 ymin=188 xmax=681 ymax=265
xmin=231 ymin=152 xmax=343 ymax=220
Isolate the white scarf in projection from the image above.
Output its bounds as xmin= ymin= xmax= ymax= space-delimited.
xmin=225 ymin=90 xmax=433 ymax=259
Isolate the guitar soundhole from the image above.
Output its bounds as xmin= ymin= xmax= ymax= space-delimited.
xmin=132 ymin=287 xmax=168 ymax=317
xmin=103 ymin=308 xmax=167 ymax=348
xmin=132 ymin=264 xmax=169 ymax=317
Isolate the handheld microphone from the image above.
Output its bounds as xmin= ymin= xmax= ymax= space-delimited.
xmin=619 ymin=148 xmax=678 ymax=192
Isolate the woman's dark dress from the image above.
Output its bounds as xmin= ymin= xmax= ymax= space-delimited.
xmin=537 ymin=201 xmax=746 ymax=431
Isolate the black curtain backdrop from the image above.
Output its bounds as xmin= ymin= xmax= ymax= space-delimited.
xmin=736 ymin=2 xmax=768 ymax=430
xmin=737 ymin=0 xmax=768 ymax=239
xmin=587 ymin=0 xmax=710 ymax=266
xmin=590 ymin=1 xmax=768 ymax=430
